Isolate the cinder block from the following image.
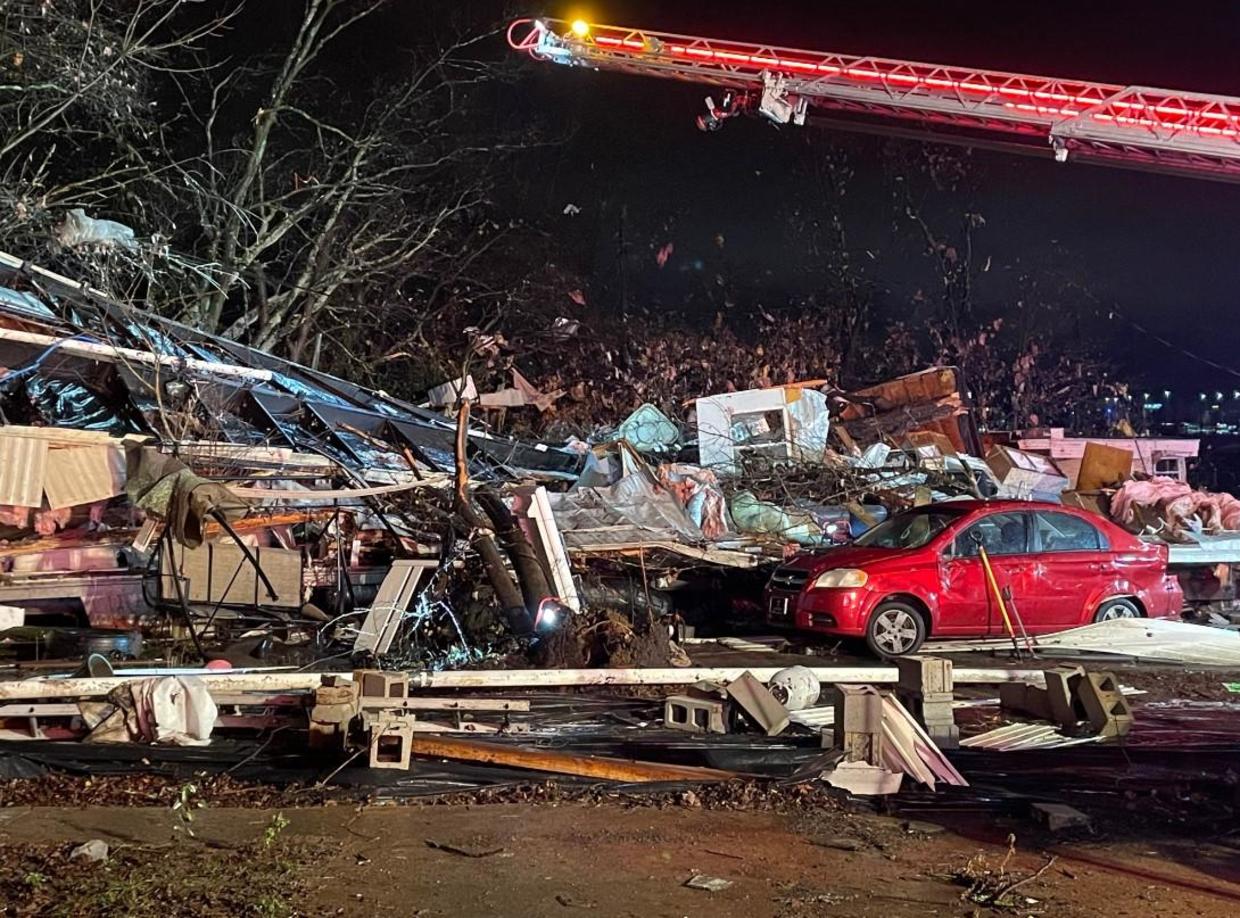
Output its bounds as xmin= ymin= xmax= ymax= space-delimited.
xmin=1032 ymin=802 xmax=1091 ymax=832
xmin=1043 ymin=666 xmax=1085 ymax=726
xmin=919 ymin=702 xmax=956 ymax=726
xmin=309 ymin=702 xmax=358 ymax=725
xmin=925 ymin=723 xmax=960 ymax=749
xmin=1076 ymin=671 xmax=1133 ymax=738
xmin=355 ymin=669 xmax=409 ymax=702
xmin=999 ymin=682 xmax=1054 ymax=721
xmin=833 ymin=686 xmax=886 ymax=764
xmin=369 ymin=715 xmax=413 ymax=769
xmin=315 ymin=683 xmax=359 ymax=706
xmin=664 ymin=694 xmax=728 ymax=734
xmin=896 ymin=656 xmax=954 ymax=695
xmin=309 ymin=718 xmax=348 ymax=752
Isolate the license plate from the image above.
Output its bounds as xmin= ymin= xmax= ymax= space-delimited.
xmin=769 ymin=596 xmax=790 ymax=619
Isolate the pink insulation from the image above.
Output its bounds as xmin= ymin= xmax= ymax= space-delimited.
xmin=1111 ymin=477 xmax=1240 ymax=539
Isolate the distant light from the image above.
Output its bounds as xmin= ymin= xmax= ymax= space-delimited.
xmin=571 ymin=19 xmax=590 ymax=36
xmin=1218 ymin=392 xmax=1226 ymax=401
xmin=1200 ymin=393 xmax=1208 ymax=401
xmin=1163 ymin=390 xmax=1172 ymax=399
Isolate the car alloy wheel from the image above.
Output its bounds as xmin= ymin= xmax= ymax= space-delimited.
xmin=872 ymin=607 xmax=920 ymax=655
xmin=1094 ymin=597 xmax=1141 ymax=622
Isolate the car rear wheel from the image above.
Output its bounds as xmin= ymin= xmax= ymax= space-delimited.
xmin=865 ymin=601 xmax=926 ymax=658
xmin=1093 ymin=597 xmax=1143 ymax=623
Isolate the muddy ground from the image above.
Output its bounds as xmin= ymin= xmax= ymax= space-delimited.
xmin=2 ymin=796 xmax=1240 ymax=917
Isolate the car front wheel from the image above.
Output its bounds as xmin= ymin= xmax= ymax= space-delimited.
xmin=865 ymin=601 xmax=927 ymax=658
xmin=1093 ymin=597 xmax=1143 ymax=623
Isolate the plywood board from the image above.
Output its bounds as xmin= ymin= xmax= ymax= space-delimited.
xmin=1076 ymin=441 xmax=1134 ymax=491
xmin=0 ymin=436 xmax=48 ymax=507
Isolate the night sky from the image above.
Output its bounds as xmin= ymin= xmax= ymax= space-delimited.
xmin=501 ymin=1 xmax=1240 ymax=396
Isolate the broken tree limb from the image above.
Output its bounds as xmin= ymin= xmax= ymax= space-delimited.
xmin=406 ymin=734 xmax=737 ymax=783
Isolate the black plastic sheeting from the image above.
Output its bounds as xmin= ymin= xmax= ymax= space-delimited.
xmin=0 ymin=690 xmax=829 ymax=799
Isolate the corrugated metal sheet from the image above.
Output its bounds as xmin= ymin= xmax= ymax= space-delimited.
xmin=0 ymin=436 xmax=48 ymax=507
xmin=960 ymin=722 xmax=1101 ymax=751
xmin=42 ymin=445 xmax=126 ymax=509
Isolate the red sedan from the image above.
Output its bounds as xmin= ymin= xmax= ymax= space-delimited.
xmin=765 ymin=500 xmax=1183 ymax=657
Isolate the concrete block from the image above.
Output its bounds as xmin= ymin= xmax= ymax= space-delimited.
xmin=355 ymin=669 xmax=409 ymax=702
xmin=1076 ymin=671 xmax=1133 ymax=738
xmin=833 ymin=686 xmax=886 ymax=764
xmin=314 ymin=682 xmax=359 ymax=707
xmin=1032 ymin=802 xmax=1091 ymax=832
xmin=896 ymin=656 xmax=953 ymax=695
xmin=1043 ymin=666 xmax=1085 ymax=726
xmin=924 ymin=722 xmax=960 ymax=749
xmin=309 ymin=702 xmax=357 ymax=725
xmin=664 ymin=694 xmax=728 ymax=734
xmin=308 ymin=717 xmax=348 ymax=752
xmin=999 ymin=683 xmax=1054 ymax=721
xmin=369 ymin=715 xmax=413 ymax=769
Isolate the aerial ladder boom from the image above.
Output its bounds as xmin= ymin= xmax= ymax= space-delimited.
xmin=508 ymin=18 xmax=1240 ymax=181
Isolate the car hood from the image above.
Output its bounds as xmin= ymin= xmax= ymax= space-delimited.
xmin=782 ymin=545 xmax=924 ymax=573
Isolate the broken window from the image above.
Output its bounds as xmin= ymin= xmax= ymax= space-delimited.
xmin=1034 ymin=512 xmax=1106 ymax=552
xmin=953 ymin=512 xmax=1031 ymax=557
xmin=1154 ymin=457 xmax=1183 ymax=480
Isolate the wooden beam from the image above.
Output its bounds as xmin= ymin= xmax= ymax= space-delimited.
xmin=0 ymin=666 xmax=1045 ymax=701
xmin=360 ymin=698 xmax=531 ymax=712
xmin=406 ymin=734 xmax=737 ymax=783
xmin=405 ymin=667 xmax=1044 ymax=689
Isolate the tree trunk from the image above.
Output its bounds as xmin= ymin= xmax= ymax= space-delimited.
xmin=477 ymin=490 xmax=554 ymax=608
xmin=451 ymin=401 xmax=530 ymax=633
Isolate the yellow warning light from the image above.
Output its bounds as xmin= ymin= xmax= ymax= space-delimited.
xmin=570 ymin=19 xmax=590 ymax=37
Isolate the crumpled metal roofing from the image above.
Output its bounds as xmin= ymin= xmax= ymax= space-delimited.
xmin=0 ymin=251 xmax=581 ymax=482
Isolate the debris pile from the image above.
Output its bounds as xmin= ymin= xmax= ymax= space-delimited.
xmin=1 ymin=248 xmax=1237 ymax=837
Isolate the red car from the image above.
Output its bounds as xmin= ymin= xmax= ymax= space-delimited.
xmin=765 ymin=500 xmax=1183 ymax=657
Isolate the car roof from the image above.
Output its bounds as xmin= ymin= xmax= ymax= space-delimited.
xmin=904 ymin=499 xmax=1090 ymax=515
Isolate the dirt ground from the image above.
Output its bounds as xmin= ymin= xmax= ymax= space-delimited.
xmin=2 ymin=796 xmax=1240 ymax=917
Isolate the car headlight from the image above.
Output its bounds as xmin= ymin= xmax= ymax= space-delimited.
xmin=812 ymin=568 xmax=869 ymax=589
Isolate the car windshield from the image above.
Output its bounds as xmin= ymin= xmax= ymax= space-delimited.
xmin=854 ymin=508 xmax=965 ymax=550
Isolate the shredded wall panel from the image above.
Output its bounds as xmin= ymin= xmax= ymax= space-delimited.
xmin=42 ymin=445 xmax=127 ymax=509
xmin=0 ymin=436 xmax=49 ymax=507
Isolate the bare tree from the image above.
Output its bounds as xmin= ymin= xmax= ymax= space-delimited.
xmin=0 ymin=0 xmax=233 ymax=255
xmin=167 ymin=0 xmax=524 ymax=365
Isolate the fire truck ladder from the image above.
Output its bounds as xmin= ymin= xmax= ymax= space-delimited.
xmin=508 ymin=18 xmax=1240 ymax=182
